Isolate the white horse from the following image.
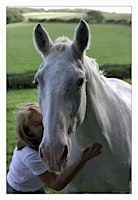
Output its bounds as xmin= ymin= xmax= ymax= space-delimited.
xmin=33 ymin=20 xmax=131 ymax=193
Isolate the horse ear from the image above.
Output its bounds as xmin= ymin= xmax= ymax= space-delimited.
xmin=72 ymin=20 xmax=90 ymax=56
xmin=33 ymin=23 xmax=53 ymax=57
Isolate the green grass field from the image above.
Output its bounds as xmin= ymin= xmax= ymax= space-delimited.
xmin=7 ymin=89 xmax=38 ymax=167
xmin=7 ymin=22 xmax=131 ymax=74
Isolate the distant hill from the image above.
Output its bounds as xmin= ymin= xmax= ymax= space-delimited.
xmin=12 ymin=7 xmax=131 ymax=22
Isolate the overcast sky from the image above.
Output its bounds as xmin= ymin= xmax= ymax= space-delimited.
xmin=30 ymin=6 xmax=131 ymax=14
xmin=86 ymin=6 xmax=131 ymax=13
xmin=37 ymin=6 xmax=131 ymax=13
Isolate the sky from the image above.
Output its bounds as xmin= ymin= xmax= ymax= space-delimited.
xmin=83 ymin=6 xmax=131 ymax=13
xmin=32 ymin=6 xmax=131 ymax=14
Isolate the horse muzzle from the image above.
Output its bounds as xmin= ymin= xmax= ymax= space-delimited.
xmin=39 ymin=142 xmax=69 ymax=172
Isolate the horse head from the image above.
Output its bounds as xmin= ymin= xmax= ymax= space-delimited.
xmin=33 ymin=20 xmax=90 ymax=171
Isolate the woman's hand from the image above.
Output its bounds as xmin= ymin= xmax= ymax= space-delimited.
xmin=80 ymin=143 xmax=102 ymax=163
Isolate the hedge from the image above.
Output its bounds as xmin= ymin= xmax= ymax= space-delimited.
xmin=7 ymin=64 xmax=131 ymax=90
xmin=7 ymin=72 xmax=36 ymax=90
xmin=100 ymin=64 xmax=131 ymax=79
xmin=28 ymin=18 xmax=131 ymax=25
xmin=28 ymin=18 xmax=80 ymax=23
xmin=7 ymin=8 xmax=24 ymax=24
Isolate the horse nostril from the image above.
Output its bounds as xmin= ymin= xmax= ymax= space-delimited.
xmin=61 ymin=145 xmax=68 ymax=161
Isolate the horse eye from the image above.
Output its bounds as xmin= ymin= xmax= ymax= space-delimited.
xmin=77 ymin=78 xmax=84 ymax=87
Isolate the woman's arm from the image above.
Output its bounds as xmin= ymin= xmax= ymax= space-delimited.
xmin=38 ymin=143 xmax=102 ymax=191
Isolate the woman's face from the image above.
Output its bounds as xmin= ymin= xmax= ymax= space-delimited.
xmin=28 ymin=111 xmax=43 ymax=141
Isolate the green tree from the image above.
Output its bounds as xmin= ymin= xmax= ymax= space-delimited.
xmin=86 ymin=10 xmax=104 ymax=23
xmin=7 ymin=8 xmax=24 ymax=24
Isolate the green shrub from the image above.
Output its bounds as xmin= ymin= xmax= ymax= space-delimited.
xmin=7 ymin=72 xmax=36 ymax=90
xmin=105 ymin=19 xmax=131 ymax=25
xmin=85 ymin=10 xmax=105 ymax=23
xmin=100 ymin=64 xmax=131 ymax=79
xmin=7 ymin=8 xmax=24 ymax=24
xmin=28 ymin=18 xmax=79 ymax=23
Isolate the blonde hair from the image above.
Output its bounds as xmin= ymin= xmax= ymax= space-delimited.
xmin=16 ymin=102 xmax=41 ymax=151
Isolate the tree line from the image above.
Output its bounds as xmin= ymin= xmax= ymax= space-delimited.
xmin=6 ymin=8 xmax=131 ymax=25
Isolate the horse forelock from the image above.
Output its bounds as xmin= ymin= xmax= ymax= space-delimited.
xmin=52 ymin=37 xmax=72 ymax=53
xmin=54 ymin=36 xmax=71 ymax=44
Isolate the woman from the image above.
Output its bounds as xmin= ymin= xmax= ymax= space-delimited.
xmin=7 ymin=102 xmax=102 ymax=194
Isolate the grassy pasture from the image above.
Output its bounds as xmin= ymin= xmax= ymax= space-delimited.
xmin=7 ymin=22 xmax=131 ymax=74
xmin=7 ymin=89 xmax=38 ymax=168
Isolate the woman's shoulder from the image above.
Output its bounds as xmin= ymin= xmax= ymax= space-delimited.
xmin=14 ymin=145 xmax=39 ymax=160
xmin=21 ymin=146 xmax=38 ymax=156
xmin=11 ymin=146 xmax=48 ymax=178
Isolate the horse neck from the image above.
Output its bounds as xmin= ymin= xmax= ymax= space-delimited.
xmin=77 ymin=56 xmax=112 ymax=148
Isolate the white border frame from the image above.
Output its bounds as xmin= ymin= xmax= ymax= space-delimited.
xmin=1 ymin=1 xmax=138 ymax=200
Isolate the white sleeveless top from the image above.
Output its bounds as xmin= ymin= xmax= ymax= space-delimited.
xmin=7 ymin=146 xmax=48 ymax=192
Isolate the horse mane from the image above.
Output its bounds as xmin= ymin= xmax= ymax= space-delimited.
xmin=84 ymin=55 xmax=105 ymax=81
